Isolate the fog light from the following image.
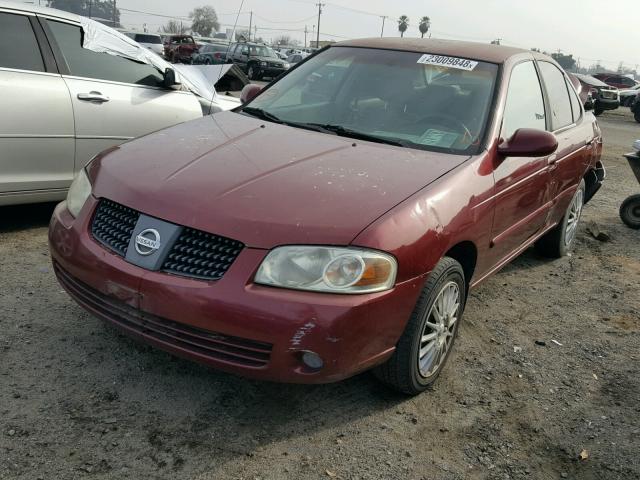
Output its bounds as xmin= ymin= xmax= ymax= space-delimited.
xmin=301 ymin=351 xmax=324 ymax=370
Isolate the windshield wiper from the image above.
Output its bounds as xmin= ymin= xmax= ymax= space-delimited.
xmin=240 ymin=108 xmax=336 ymax=134
xmin=305 ymin=124 xmax=409 ymax=147
xmin=241 ymin=107 xmax=284 ymax=124
xmin=240 ymin=111 xmax=408 ymax=147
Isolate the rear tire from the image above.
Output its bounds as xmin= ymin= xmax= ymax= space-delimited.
xmin=594 ymin=108 xmax=603 ymax=116
xmin=374 ymin=257 xmax=466 ymax=395
xmin=634 ymin=109 xmax=640 ymax=123
xmin=620 ymin=194 xmax=640 ymax=229
xmin=535 ymin=179 xmax=585 ymax=258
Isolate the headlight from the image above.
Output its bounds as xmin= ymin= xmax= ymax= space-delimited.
xmin=66 ymin=168 xmax=92 ymax=218
xmin=260 ymin=61 xmax=267 ymax=67
xmin=255 ymin=246 xmax=397 ymax=294
xmin=283 ymin=63 xmax=290 ymax=69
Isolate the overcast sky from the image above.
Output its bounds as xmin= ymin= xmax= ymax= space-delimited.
xmin=115 ymin=0 xmax=638 ymax=70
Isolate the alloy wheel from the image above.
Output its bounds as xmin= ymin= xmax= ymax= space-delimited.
xmin=418 ymin=281 xmax=460 ymax=378
xmin=565 ymin=188 xmax=584 ymax=246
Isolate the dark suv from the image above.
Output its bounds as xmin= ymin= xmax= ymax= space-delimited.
xmin=227 ymin=42 xmax=290 ymax=80
xmin=163 ymin=35 xmax=198 ymax=64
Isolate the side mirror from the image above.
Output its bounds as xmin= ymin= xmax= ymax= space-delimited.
xmin=498 ymin=128 xmax=558 ymax=158
xmin=240 ymin=84 xmax=263 ymax=104
xmin=163 ymin=67 xmax=178 ymax=89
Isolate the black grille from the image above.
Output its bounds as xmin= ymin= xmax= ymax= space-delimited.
xmin=91 ymin=199 xmax=139 ymax=256
xmin=90 ymin=199 xmax=243 ymax=281
xmin=161 ymin=227 xmax=244 ymax=280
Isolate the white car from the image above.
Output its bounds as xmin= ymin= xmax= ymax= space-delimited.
xmin=124 ymin=32 xmax=164 ymax=56
xmin=0 ymin=1 xmax=239 ymax=206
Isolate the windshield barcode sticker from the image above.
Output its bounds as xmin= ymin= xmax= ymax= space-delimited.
xmin=417 ymin=54 xmax=478 ymax=71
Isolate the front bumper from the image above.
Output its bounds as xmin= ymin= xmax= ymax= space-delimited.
xmin=49 ymin=197 xmax=425 ymax=383
xmin=258 ymin=67 xmax=287 ymax=78
xmin=596 ymin=97 xmax=620 ymax=111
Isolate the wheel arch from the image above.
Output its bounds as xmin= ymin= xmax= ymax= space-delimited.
xmin=443 ymin=241 xmax=478 ymax=289
xmin=583 ymin=161 xmax=606 ymax=204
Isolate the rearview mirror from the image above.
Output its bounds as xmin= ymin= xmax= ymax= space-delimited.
xmin=240 ymin=84 xmax=263 ymax=104
xmin=162 ymin=68 xmax=178 ymax=89
xmin=498 ymin=128 xmax=558 ymax=157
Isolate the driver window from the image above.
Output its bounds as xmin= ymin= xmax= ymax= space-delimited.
xmin=501 ymin=61 xmax=546 ymax=139
xmin=241 ymin=46 xmax=249 ymax=56
xmin=46 ymin=20 xmax=164 ymax=87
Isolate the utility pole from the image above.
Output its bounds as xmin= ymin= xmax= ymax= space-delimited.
xmin=112 ymin=0 xmax=116 ymax=27
xmin=88 ymin=0 xmax=92 ymax=19
xmin=248 ymin=11 xmax=253 ymax=42
xmin=304 ymin=25 xmax=308 ymax=48
xmin=380 ymin=16 xmax=387 ymax=37
xmin=315 ymin=3 xmax=324 ymax=49
xmin=254 ymin=25 xmax=257 ymax=42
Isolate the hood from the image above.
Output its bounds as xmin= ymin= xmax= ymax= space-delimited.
xmin=91 ymin=112 xmax=469 ymax=249
xmin=253 ymin=56 xmax=284 ymax=64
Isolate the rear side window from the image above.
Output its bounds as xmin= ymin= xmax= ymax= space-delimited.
xmin=0 ymin=12 xmax=44 ymax=72
xmin=134 ymin=34 xmax=161 ymax=44
xmin=47 ymin=20 xmax=163 ymax=87
xmin=502 ymin=61 xmax=546 ymax=139
xmin=566 ymin=78 xmax=582 ymax=123
xmin=538 ymin=62 xmax=573 ymax=130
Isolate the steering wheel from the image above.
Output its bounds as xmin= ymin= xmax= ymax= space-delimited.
xmin=417 ymin=113 xmax=473 ymax=141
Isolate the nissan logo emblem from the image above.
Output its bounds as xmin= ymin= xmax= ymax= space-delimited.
xmin=135 ymin=228 xmax=161 ymax=256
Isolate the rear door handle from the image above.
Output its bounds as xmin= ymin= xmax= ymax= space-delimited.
xmin=77 ymin=91 xmax=110 ymax=103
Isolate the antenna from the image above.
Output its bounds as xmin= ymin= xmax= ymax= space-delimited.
xmin=208 ymin=0 xmax=245 ymax=115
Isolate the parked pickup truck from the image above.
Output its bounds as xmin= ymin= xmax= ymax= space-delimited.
xmin=164 ymin=35 xmax=198 ymax=63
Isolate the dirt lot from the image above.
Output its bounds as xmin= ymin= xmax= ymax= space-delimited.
xmin=1 ymin=110 xmax=639 ymax=480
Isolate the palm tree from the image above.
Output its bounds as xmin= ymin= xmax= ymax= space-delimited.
xmin=419 ymin=16 xmax=431 ymax=38
xmin=398 ymin=15 xmax=409 ymax=38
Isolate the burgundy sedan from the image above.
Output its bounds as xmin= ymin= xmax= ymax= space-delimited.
xmin=50 ymin=39 xmax=605 ymax=395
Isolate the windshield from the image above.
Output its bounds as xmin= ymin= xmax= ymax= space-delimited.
xmin=249 ymin=45 xmax=277 ymax=58
xmin=135 ymin=34 xmax=161 ymax=44
xmin=246 ymin=46 xmax=498 ymax=154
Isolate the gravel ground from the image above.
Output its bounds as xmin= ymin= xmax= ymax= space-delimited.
xmin=1 ymin=110 xmax=639 ymax=480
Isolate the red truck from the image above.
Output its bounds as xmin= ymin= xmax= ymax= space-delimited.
xmin=163 ymin=34 xmax=198 ymax=63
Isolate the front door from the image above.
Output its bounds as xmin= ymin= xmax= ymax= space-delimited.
xmin=490 ymin=60 xmax=552 ymax=261
xmin=42 ymin=18 xmax=202 ymax=171
xmin=0 ymin=11 xmax=74 ymax=200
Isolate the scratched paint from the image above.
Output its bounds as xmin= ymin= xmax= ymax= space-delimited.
xmin=290 ymin=322 xmax=316 ymax=347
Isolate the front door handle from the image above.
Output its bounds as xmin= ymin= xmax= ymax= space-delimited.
xmin=77 ymin=91 xmax=110 ymax=103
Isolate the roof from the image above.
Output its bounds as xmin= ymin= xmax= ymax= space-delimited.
xmin=0 ymin=0 xmax=81 ymax=22
xmin=335 ymin=38 xmax=532 ymax=64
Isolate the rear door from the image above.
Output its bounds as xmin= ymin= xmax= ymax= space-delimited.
xmin=537 ymin=61 xmax=592 ymax=223
xmin=41 ymin=18 xmax=202 ymax=171
xmin=0 ymin=10 xmax=74 ymax=202
xmin=490 ymin=60 xmax=552 ymax=260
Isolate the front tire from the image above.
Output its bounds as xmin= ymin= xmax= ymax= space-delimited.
xmin=535 ymin=179 xmax=585 ymax=258
xmin=620 ymin=194 xmax=640 ymax=229
xmin=248 ymin=65 xmax=261 ymax=80
xmin=634 ymin=109 xmax=640 ymax=123
xmin=374 ymin=257 xmax=466 ymax=395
